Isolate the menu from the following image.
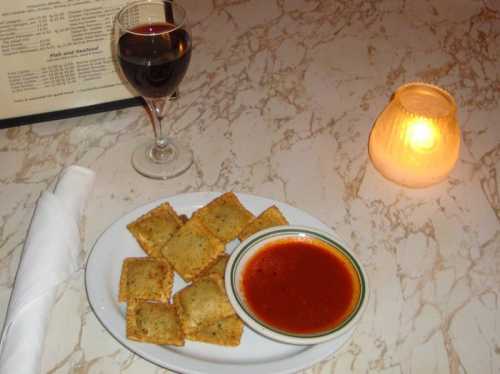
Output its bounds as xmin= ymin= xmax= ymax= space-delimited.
xmin=0 ymin=0 xmax=141 ymax=127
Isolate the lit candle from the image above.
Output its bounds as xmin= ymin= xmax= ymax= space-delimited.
xmin=406 ymin=118 xmax=439 ymax=152
xmin=369 ymin=83 xmax=460 ymax=188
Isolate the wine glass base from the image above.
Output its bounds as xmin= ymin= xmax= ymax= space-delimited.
xmin=132 ymin=139 xmax=193 ymax=179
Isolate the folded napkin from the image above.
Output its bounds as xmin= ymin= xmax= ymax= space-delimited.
xmin=0 ymin=165 xmax=95 ymax=374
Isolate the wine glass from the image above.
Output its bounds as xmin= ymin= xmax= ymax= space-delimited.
xmin=114 ymin=0 xmax=192 ymax=179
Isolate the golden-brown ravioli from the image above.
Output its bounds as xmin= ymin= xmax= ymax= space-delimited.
xmin=238 ymin=205 xmax=288 ymax=241
xmin=127 ymin=300 xmax=184 ymax=346
xmin=127 ymin=202 xmax=184 ymax=257
xmin=197 ymin=254 xmax=229 ymax=280
xmin=173 ymin=274 xmax=235 ymax=334
xmin=118 ymin=257 xmax=173 ymax=303
xmin=192 ymin=192 xmax=254 ymax=243
xmin=187 ymin=315 xmax=244 ymax=346
xmin=161 ymin=217 xmax=224 ymax=282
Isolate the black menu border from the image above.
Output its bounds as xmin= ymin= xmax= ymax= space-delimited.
xmin=0 ymin=97 xmax=143 ymax=129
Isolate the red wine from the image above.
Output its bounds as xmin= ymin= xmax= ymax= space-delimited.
xmin=118 ymin=23 xmax=191 ymax=98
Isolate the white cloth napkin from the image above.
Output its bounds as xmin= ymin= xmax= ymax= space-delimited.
xmin=0 ymin=165 xmax=95 ymax=374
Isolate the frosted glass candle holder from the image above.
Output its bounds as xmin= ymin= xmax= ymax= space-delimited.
xmin=368 ymin=82 xmax=461 ymax=188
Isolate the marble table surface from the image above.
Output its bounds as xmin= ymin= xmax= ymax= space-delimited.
xmin=1 ymin=0 xmax=499 ymax=373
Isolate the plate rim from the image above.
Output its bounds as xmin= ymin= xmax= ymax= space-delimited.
xmin=85 ymin=191 xmax=358 ymax=374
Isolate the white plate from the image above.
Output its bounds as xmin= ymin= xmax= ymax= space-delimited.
xmin=85 ymin=192 xmax=356 ymax=374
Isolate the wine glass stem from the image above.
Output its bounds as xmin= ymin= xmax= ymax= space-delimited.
xmin=145 ymin=97 xmax=174 ymax=162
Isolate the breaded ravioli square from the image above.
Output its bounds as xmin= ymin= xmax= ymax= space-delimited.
xmin=127 ymin=300 xmax=184 ymax=346
xmin=118 ymin=257 xmax=173 ymax=303
xmin=198 ymin=254 xmax=229 ymax=280
xmin=173 ymin=274 xmax=235 ymax=334
xmin=161 ymin=217 xmax=224 ymax=282
xmin=192 ymin=192 xmax=254 ymax=243
xmin=238 ymin=205 xmax=288 ymax=241
xmin=187 ymin=315 xmax=243 ymax=346
xmin=127 ymin=202 xmax=184 ymax=257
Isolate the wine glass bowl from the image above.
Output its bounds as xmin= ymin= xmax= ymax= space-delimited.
xmin=114 ymin=0 xmax=193 ymax=179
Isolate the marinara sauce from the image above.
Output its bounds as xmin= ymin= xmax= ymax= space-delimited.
xmin=241 ymin=238 xmax=360 ymax=334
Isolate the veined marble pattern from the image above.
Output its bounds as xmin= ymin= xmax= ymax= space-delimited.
xmin=1 ymin=0 xmax=499 ymax=373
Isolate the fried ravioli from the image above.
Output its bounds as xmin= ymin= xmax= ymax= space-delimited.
xmin=192 ymin=192 xmax=254 ymax=243
xmin=161 ymin=217 xmax=225 ymax=282
xmin=187 ymin=315 xmax=243 ymax=346
xmin=118 ymin=257 xmax=173 ymax=303
xmin=238 ymin=205 xmax=288 ymax=241
xmin=127 ymin=300 xmax=184 ymax=346
xmin=127 ymin=202 xmax=184 ymax=257
xmin=173 ymin=274 xmax=235 ymax=334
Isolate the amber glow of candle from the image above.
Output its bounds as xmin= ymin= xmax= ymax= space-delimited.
xmin=406 ymin=119 xmax=439 ymax=151
xmin=368 ymin=82 xmax=460 ymax=188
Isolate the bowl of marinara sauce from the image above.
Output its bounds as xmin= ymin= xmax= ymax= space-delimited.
xmin=225 ymin=225 xmax=368 ymax=345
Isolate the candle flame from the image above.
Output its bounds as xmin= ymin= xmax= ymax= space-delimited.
xmin=406 ymin=119 xmax=438 ymax=151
